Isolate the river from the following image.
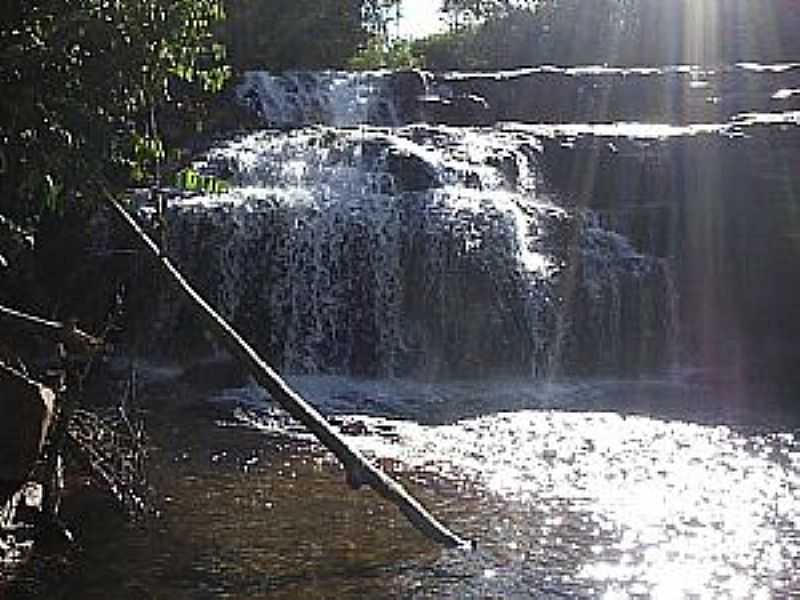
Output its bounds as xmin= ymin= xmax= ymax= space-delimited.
xmin=8 ymin=370 xmax=798 ymax=598
xmin=4 ymin=65 xmax=800 ymax=598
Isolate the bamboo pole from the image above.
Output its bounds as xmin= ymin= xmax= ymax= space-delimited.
xmin=105 ymin=192 xmax=471 ymax=549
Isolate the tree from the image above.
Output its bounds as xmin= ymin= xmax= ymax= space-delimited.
xmin=424 ymin=0 xmax=800 ymax=69
xmin=442 ymin=0 xmax=517 ymax=28
xmin=221 ymin=0 xmax=401 ymax=71
xmin=0 ymin=0 xmax=229 ymax=221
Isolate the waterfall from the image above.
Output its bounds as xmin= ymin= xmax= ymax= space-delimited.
xmin=146 ymin=71 xmax=678 ymax=378
xmin=236 ymin=70 xmax=403 ymax=128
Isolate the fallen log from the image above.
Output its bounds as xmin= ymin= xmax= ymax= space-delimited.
xmin=105 ymin=190 xmax=471 ymax=549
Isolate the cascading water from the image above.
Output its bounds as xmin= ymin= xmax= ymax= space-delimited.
xmin=236 ymin=70 xmax=405 ymax=128
xmin=151 ymin=74 xmax=676 ymax=378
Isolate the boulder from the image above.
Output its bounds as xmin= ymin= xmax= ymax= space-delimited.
xmin=384 ymin=149 xmax=440 ymax=192
xmin=0 ymin=362 xmax=55 ymax=498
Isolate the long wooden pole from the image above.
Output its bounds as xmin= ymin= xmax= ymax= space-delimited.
xmin=105 ymin=192 xmax=471 ymax=549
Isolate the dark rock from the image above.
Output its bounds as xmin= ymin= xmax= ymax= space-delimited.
xmin=384 ymin=150 xmax=440 ymax=192
xmin=436 ymin=63 xmax=800 ymax=124
xmin=418 ymin=94 xmax=493 ymax=127
xmin=0 ymin=363 xmax=55 ymax=503
xmin=536 ymin=120 xmax=800 ymax=385
xmin=387 ymin=70 xmax=429 ymax=123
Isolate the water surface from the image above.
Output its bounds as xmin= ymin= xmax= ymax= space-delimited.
xmin=8 ymin=374 xmax=796 ymax=599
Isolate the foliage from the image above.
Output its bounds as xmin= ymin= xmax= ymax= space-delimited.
xmin=349 ymin=36 xmax=423 ymax=70
xmin=222 ymin=0 xmax=401 ymax=71
xmin=441 ymin=0 xmax=519 ymax=28
xmin=0 ymin=0 xmax=411 ymax=223
xmin=362 ymin=0 xmax=404 ymax=36
xmin=176 ymin=168 xmax=230 ymax=194
xmin=428 ymin=0 xmax=800 ymax=70
xmin=0 ymin=0 xmax=229 ymax=220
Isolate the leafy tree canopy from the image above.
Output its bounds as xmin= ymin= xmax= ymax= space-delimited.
xmin=428 ymin=0 xmax=800 ymax=69
xmin=0 ymin=0 xmax=408 ymax=223
xmin=222 ymin=0 xmax=401 ymax=71
xmin=0 ymin=0 xmax=229 ymax=221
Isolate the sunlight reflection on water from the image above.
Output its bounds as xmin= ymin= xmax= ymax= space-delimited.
xmin=12 ymin=376 xmax=795 ymax=599
xmin=232 ymin=377 xmax=800 ymax=598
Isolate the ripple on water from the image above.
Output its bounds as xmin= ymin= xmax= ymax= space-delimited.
xmin=236 ymin=400 xmax=799 ymax=598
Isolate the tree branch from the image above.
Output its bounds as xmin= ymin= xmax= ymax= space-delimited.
xmin=104 ymin=189 xmax=471 ymax=549
xmin=0 ymin=304 xmax=104 ymax=356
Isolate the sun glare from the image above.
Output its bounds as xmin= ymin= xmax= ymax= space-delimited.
xmin=681 ymin=0 xmax=786 ymax=66
xmin=396 ymin=0 xmax=446 ymax=39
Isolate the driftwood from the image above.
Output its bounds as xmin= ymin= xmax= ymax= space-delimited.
xmin=105 ymin=191 xmax=471 ymax=549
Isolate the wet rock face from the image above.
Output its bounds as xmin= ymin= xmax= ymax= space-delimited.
xmin=142 ymin=66 xmax=800 ymax=382
xmin=433 ymin=63 xmax=800 ymax=124
xmin=386 ymin=70 xmax=428 ymax=123
xmin=134 ymin=124 xmax=675 ymax=379
xmin=234 ymin=69 xmax=499 ymax=129
xmin=417 ymin=94 xmax=493 ymax=127
xmin=0 ymin=364 xmax=54 ymax=501
xmin=235 ymin=64 xmax=800 ymax=130
xmin=533 ymin=121 xmax=800 ymax=381
xmin=236 ymin=71 xmax=402 ymax=128
xmin=383 ymin=149 xmax=440 ymax=192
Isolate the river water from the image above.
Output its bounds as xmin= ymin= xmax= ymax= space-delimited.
xmin=10 ymin=371 xmax=797 ymax=599
xmin=5 ymin=67 xmax=800 ymax=598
